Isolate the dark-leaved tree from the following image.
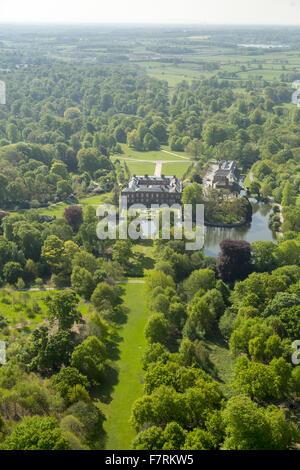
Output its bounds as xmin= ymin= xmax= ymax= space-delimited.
xmin=65 ymin=148 xmax=78 ymax=172
xmin=64 ymin=206 xmax=83 ymax=232
xmin=216 ymin=240 xmax=253 ymax=283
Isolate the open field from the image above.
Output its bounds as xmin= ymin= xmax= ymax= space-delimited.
xmin=103 ymin=283 xmax=150 ymax=450
xmin=113 ymin=144 xmax=194 ymax=178
xmin=137 ymin=48 xmax=300 ymax=86
xmin=123 ymin=160 xmax=156 ymax=176
xmin=162 ymin=162 xmax=193 ymax=179
xmin=0 ymin=193 xmax=111 ymax=218
xmin=117 ymin=144 xmax=190 ymax=161
xmin=204 ymin=337 xmax=236 ymax=397
xmin=0 ymin=289 xmax=92 ymax=328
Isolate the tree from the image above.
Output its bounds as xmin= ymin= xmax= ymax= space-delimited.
xmin=145 ymin=270 xmax=175 ymax=293
xmin=7 ymin=123 xmax=20 ymax=143
xmin=51 ymin=367 xmax=89 ymax=400
xmin=12 ymin=222 xmax=42 ymax=261
xmin=100 ymin=93 xmax=113 ymax=111
xmin=70 ymin=135 xmax=81 ymax=153
xmin=152 ymin=294 xmax=170 ymax=315
xmin=251 ymin=241 xmax=277 ymax=273
xmin=248 ymin=336 xmax=267 ymax=362
xmin=71 ymin=266 xmax=95 ymax=300
xmin=185 ymin=139 xmax=203 ymax=158
xmin=57 ymin=180 xmax=72 ymax=200
xmin=179 ymin=338 xmax=209 ymax=369
xmin=114 ymin=126 xmax=127 ymax=143
xmin=281 ymin=181 xmax=296 ymax=207
xmin=149 ymin=121 xmax=167 ymax=142
xmin=2 ymin=416 xmax=70 ymax=450
xmin=45 ymin=290 xmax=81 ymax=330
xmin=232 ymin=272 xmax=287 ymax=310
xmin=51 ymin=161 xmax=68 ymax=179
xmin=72 ymin=250 xmax=98 ymax=274
xmin=249 ymin=181 xmax=261 ymax=196
xmin=67 ymin=385 xmax=90 ymax=405
xmin=203 ymin=123 xmax=232 ymax=146
xmin=112 ymin=240 xmax=133 ymax=266
xmin=26 ymin=327 xmax=75 ymax=373
xmin=279 ymin=305 xmax=300 ymax=339
xmin=203 ymin=288 xmax=225 ymax=319
xmin=65 ymin=148 xmax=78 ymax=172
xmin=64 ymin=107 xmax=81 ymax=119
xmin=217 ymin=240 xmax=253 ymax=283
xmin=144 ymin=314 xmax=169 ymax=344
xmin=41 ymin=235 xmax=64 ymax=268
xmin=127 ymin=129 xmax=143 ymax=150
xmin=61 ymin=240 xmax=80 ymax=274
xmin=91 ymin=282 xmax=121 ymax=309
xmin=274 ymin=240 xmax=300 ymax=267
xmin=292 ymin=367 xmax=300 ymax=395
xmin=263 ymin=292 xmax=299 ymax=318
xmin=0 ymin=237 xmax=25 ymax=276
xmin=71 ymin=336 xmax=106 ymax=385
xmin=265 ymin=335 xmax=284 ymax=361
xmin=215 ymin=279 xmax=231 ymax=305
xmin=167 ymin=302 xmax=186 ymax=328
xmin=162 ymin=422 xmax=187 ymax=450
xmin=282 ymin=207 xmax=300 ymax=232
xmin=0 ymin=211 xmax=9 ymax=225
xmin=186 ymin=297 xmax=215 ymax=337
xmin=183 ymin=429 xmax=214 ymax=450
xmin=182 ymin=182 xmax=204 ymax=219
xmin=132 ymin=426 xmax=164 ymax=450
xmin=141 ymin=343 xmax=169 ymax=370
xmin=64 ymin=206 xmax=83 ymax=232
xmin=183 ymin=269 xmax=216 ymax=300
xmin=219 ymin=310 xmax=236 ymax=341
xmin=3 ymin=261 xmax=23 ymax=285
xmin=222 ymin=395 xmax=299 ymax=450
xmin=77 ymin=148 xmax=102 ymax=174
xmin=0 ymin=174 xmax=8 ymax=206
xmin=65 ymin=401 xmax=105 ymax=446
xmin=231 ymin=356 xmax=282 ymax=401
xmin=143 ymin=133 xmax=159 ymax=151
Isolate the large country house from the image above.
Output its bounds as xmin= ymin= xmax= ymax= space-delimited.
xmin=121 ymin=175 xmax=183 ymax=207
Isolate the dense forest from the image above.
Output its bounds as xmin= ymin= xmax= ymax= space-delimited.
xmin=0 ymin=25 xmax=299 ymax=451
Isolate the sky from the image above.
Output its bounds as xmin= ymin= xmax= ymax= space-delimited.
xmin=1 ymin=0 xmax=300 ymax=25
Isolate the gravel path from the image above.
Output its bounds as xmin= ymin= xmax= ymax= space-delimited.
xmin=154 ymin=162 xmax=162 ymax=176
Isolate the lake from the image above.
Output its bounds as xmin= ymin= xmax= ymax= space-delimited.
xmin=112 ymin=198 xmax=277 ymax=258
xmin=203 ymin=199 xmax=277 ymax=258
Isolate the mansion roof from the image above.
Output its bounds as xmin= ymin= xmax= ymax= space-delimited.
xmin=122 ymin=175 xmax=183 ymax=194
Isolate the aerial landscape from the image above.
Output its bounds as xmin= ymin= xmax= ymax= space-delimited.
xmin=0 ymin=1 xmax=299 ymax=456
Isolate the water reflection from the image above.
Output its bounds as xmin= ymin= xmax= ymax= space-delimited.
xmin=204 ymin=199 xmax=277 ymax=258
xmin=113 ymin=197 xmax=276 ymax=258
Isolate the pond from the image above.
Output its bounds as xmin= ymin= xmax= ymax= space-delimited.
xmin=112 ymin=197 xmax=277 ymax=258
xmin=203 ymin=198 xmax=277 ymax=258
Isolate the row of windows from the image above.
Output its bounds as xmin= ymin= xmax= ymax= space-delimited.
xmin=126 ymin=194 xmax=179 ymax=200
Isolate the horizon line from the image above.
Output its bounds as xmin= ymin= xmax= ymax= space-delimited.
xmin=1 ymin=21 xmax=300 ymax=27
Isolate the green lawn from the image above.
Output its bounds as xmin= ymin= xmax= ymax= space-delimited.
xmin=0 ymin=193 xmax=111 ymax=219
xmin=0 ymin=289 xmax=92 ymax=328
xmin=113 ymin=144 xmax=194 ymax=177
xmin=125 ymin=161 xmax=156 ymax=176
xmin=162 ymin=162 xmax=193 ymax=179
xmin=117 ymin=144 xmax=189 ymax=161
xmin=204 ymin=337 xmax=236 ymax=397
xmin=103 ymin=283 xmax=149 ymax=450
